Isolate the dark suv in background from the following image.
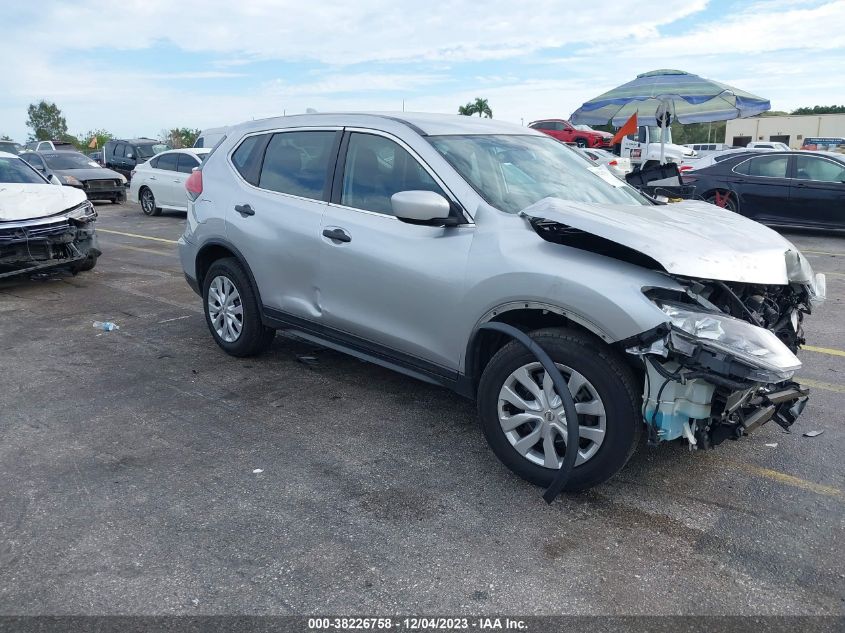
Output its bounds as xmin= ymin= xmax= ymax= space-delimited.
xmin=104 ymin=138 xmax=169 ymax=180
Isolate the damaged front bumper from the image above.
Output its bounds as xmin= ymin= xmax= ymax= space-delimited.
xmin=628 ymin=290 xmax=819 ymax=449
xmin=0 ymin=201 xmax=101 ymax=279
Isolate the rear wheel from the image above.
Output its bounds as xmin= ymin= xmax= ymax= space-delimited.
xmin=575 ymin=138 xmax=588 ymax=148
xmin=706 ymin=191 xmax=738 ymax=212
xmin=139 ymin=187 xmax=160 ymax=216
xmin=477 ymin=328 xmax=641 ymax=491
xmin=202 ymin=258 xmax=275 ymax=357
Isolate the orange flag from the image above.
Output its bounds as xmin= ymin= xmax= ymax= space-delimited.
xmin=610 ymin=112 xmax=638 ymax=145
xmin=88 ymin=137 xmax=98 ymax=149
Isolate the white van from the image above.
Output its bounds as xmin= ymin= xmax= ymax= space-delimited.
xmin=683 ymin=143 xmax=731 ymax=156
xmin=193 ymin=127 xmax=229 ymax=148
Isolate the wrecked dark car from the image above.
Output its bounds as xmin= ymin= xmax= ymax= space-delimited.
xmin=0 ymin=150 xmax=100 ymax=279
xmin=177 ymin=113 xmax=825 ymax=491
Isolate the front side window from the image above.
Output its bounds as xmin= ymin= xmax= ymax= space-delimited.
xmin=735 ymin=155 xmax=789 ymax=178
xmin=429 ymin=134 xmax=649 ymax=214
xmin=340 ymin=132 xmax=446 ymax=215
xmin=795 ymin=155 xmax=845 ymax=183
xmin=0 ymin=156 xmax=48 ymax=183
xmin=155 ymin=153 xmax=179 ymax=171
xmin=258 ymin=131 xmax=336 ymax=200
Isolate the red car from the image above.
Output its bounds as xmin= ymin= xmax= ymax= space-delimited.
xmin=528 ymin=119 xmax=613 ymax=148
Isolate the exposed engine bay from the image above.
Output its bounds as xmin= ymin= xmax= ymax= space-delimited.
xmin=0 ymin=201 xmax=100 ymax=279
xmin=526 ymin=211 xmax=827 ymax=450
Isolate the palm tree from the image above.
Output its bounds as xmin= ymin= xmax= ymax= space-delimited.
xmin=472 ymin=97 xmax=492 ymax=118
xmin=457 ymin=102 xmax=476 ymax=116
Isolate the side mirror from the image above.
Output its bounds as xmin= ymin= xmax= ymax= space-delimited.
xmin=49 ymin=174 xmax=62 ymax=186
xmin=391 ymin=190 xmax=452 ymax=224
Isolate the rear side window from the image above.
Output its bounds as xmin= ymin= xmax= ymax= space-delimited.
xmin=735 ymin=155 xmax=788 ymax=178
xmin=177 ymin=153 xmax=200 ymax=174
xmin=258 ymin=131 xmax=336 ymax=200
xmin=156 ymin=153 xmax=179 ymax=171
xmin=231 ymin=134 xmax=266 ymax=184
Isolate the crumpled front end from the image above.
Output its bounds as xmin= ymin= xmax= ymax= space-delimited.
xmin=627 ymin=264 xmax=825 ymax=449
xmin=0 ymin=201 xmax=100 ymax=279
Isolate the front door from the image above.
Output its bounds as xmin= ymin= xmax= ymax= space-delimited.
xmin=318 ymin=131 xmax=473 ymax=374
xmin=789 ymin=154 xmax=845 ymax=228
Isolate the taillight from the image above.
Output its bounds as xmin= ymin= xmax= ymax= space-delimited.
xmin=186 ymin=169 xmax=203 ymax=200
xmin=608 ymin=160 xmax=618 ymax=166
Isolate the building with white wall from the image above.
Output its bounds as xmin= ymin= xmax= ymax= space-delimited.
xmin=724 ymin=113 xmax=845 ymax=148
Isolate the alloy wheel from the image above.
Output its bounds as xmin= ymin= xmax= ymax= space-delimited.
xmin=207 ymin=275 xmax=244 ymax=343
xmin=497 ymin=361 xmax=607 ymax=468
xmin=140 ymin=189 xmax=155 ymax=215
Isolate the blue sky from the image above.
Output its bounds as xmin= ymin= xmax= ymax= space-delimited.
xmin=1 ymin=0 xmax=843 ymax=141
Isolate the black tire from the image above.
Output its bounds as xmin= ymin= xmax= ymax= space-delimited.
xmin=705 ymin=191 xmax=738 ymax=212
xmin=139 ymin=187 xmax=160 ymax=216
xmin=202 ymin=257 xmax=275 ymax=357
xmin=71 ymin=253 xmax=98 ymax=274
xmin=477 ymin=327 xmax=641 ymax=492
xmin=574 ymin=138 xmax=588 ymax=148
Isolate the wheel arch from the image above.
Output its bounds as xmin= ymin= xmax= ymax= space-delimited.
xmin=195 ymin=239 xmax=265 ymax=312
xmin=463 ymin=303 xmax=614 ymax=396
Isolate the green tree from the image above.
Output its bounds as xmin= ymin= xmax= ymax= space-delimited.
xmin=161 ymin=127 xmax=201 ymax=148
xmin=26 ymin=100 xmax=68 ymax=141
xmin=790 ymin=105 xmax=845 ymax=115
xmin=457 ymin=102 xmax=475 ymax=116
xmin=78 ymin=128 xmax=113 ymax=151
xmin=472 ymin=97 xmax=492 ymax=118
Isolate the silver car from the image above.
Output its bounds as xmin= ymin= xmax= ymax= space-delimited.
xmin=178 ymin=113 xmax=825 ymax=491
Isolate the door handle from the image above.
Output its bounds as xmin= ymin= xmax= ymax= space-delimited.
xmin=234 ymin=204 xmax=255 ymax=217
xmin=149 ymin=176 xmax=156 ymax=181
xmin=322 ymin=228 xmax=351 ymax=243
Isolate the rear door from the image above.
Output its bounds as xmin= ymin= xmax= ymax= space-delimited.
xmin=173 ymin=153 xmax=201 ymax=210
xmin=729 ymin=154 xmax=792 ymax=223
xmin=223 ymin=128 xmax=340 ymax=320
xmin=317 ymin=130 xmax=472 ymax=373
xmin=789 ymin=154 xmax=845 ymax=228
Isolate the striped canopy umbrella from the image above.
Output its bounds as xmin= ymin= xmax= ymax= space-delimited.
xmin=570 ymin=69 xmax=771 ymax=127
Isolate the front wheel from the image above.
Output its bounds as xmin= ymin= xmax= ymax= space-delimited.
xmin=575 ymin=138 xmax=588 ymax=148
xmin=477 ymin=328 xmax=641 ymax=492
xmin=203 ymin=258 xmax=275 ymax=357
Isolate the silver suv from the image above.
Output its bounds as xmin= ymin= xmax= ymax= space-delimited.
xmin=178 ymin=113 xmax=825 ymax=491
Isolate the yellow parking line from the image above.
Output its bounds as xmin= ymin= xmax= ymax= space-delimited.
xmin=97 ymin=228 xmax=179 ymax=245
xmin=105 ymin=243 xmax=175 ymax=257
xmin=804 ymin=345 xmax=845 ymax=358
xmin=803 ymin=250 xmax=845 ymax=257
xmin=735 ymin=463 xmax=842 ymax=498
xmin=800 ymin=378 xmax=845 ymax=394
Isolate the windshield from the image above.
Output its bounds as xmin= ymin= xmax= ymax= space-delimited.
xmin=0 ymin=142 xmax=21 ymax=154
xmin=136 ymin=143 xmax=170 ymax=159
xmin=647 ymin=126 xmax=672 ymax=144
xmin=428 ymin=134 xmax=649 ymax=214
xmin=42 ymin=152 xmax=101 ymax=170
xmin=0 ymin=156 xmax=48 ymax=184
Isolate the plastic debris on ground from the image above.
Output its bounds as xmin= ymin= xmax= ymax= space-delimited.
xmin=92 ymin=321 xmax=119 ymax=332
xmin=765 ymin=443 xmax=778 ymax=448
xmin=252 ymin=468 xmax=264 ymax=474
xmin=803 ymin=430 xmax=824 ymax=438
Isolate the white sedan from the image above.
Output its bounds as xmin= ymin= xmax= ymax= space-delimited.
xmin=128 ymin=148 xmax=210 ymax=215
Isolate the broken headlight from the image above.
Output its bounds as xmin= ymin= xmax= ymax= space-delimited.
xmin=785 ymin=249 xmax=826 ymax=305
xmin=66 ymin=201 xmax=97 ymax=222
xmin=659 ymin=303 xmax=802 ymax=380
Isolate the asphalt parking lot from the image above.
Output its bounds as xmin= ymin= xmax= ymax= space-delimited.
xmin=0 ymin=201 xmax=843 ymax=616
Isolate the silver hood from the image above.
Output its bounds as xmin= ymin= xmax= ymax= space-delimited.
xmin=521 ymin=197 xmax=797 ymax=285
